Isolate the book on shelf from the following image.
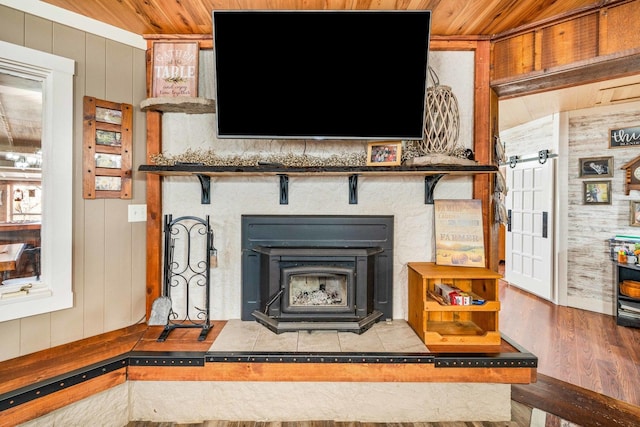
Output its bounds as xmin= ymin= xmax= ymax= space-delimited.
xmin=619 ymin=302 xmax=640 ymax=314
xmin=619 ymin=309 xmax=640 ymax=320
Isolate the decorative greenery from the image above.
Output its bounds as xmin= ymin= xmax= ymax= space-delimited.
xmin=150 ymin=148 xmax=368 ymax=167
xmin=150 ymin=142 xmax=472 ymax=168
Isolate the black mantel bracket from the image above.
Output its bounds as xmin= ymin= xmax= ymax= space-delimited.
xmin=425 ymin=174 xmax=445 ymax=204
xmin=195 ymin=174 xmax=211 ymax=204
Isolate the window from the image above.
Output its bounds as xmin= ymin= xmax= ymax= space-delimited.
xmin=0 ymin=41 xmax=74 ymax=321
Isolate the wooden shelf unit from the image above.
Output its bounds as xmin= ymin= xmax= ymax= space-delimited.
xmin=408 ymin=262 xmax=502 ymax=346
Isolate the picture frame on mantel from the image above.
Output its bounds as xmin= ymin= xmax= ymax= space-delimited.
xmin=152 ymin=41 xmax=199 ymax=98
xmin=583 ymin=180 xmax=611 ymax=205
xmin=366 ymin=141 xmax=402 ymax=166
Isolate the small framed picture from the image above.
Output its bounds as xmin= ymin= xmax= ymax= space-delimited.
xmin=95 ymin=153 xmax=122 ymax=169
xmin=95 ymin=106 xmax=122 ymax=125
xmin=366 ymin=141 xmax=402 ymax=166
xmin=630 ymin=201 xmax=640 ymax=226
xmin=96 ymin=130 xmax=122 ymax=146
xmin=583 ymin=180 xmax=611 ymax=205
xmin=95 ymin=176 xmax=122 ymax=191
xmin=579 ymin=156 xmax=613 ymax=178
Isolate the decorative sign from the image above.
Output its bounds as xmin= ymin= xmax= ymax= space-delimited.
xmin=434 ymin=199 xmax=485 ymax=268
xmin=610 ymin=126 xmax=640 ymax=148
xmin=152 ymin=42 xmax=199 ymax=98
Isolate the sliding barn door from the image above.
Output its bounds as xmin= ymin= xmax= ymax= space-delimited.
xmin=505 ymin=157 xmax=555 ymax=301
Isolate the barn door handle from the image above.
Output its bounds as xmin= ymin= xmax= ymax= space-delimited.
xmin=542 ymin=211 xmax=548 ymax=238
xmin=507 ymin=209 xmax=512 ymax=232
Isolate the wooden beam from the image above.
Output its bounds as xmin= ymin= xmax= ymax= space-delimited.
xmin=492 ymin=48 xmax=640 ymax=99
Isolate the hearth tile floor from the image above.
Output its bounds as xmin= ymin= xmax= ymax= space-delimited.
xmin=208 ymin=319 xmax=429 ymax=353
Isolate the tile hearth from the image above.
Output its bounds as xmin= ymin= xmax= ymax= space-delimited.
xmin=209 ymin=319 xmax=429 ymax=353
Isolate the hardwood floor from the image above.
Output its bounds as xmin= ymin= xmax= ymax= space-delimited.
xmin=498 ymin=276 xmax=640 ymax=408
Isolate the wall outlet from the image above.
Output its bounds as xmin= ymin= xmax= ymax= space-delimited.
xmin=128 ymin=204 xmax=147 ymax=222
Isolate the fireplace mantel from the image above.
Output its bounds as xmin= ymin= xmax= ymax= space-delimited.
xmin=139 ymin=163 xmax=498 ymax=204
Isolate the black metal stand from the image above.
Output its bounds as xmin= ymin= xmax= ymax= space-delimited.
xmin=158 ymin=214 xmax=214 ymax=342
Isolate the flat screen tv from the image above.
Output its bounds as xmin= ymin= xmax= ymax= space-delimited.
xmin=212 ymin=10 xmax=431 ymax=140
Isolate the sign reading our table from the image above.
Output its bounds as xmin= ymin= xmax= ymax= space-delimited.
xmin=152 ymin=42 xmax=198 ymax=98
xmin=610 ymin=126 xmax=640 ymax=148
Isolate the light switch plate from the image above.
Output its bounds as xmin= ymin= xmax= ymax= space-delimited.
xmin=128 ymin=204 xmax=147 ymax=222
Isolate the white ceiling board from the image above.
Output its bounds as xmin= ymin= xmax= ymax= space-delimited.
xmin=499 ymin=74 xmax=640 ymax=131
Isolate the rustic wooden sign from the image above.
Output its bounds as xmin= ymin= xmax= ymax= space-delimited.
xmin=152 ymin=41 xmax=198 ymax=98
xmin=610 ymin=126 xmax=640 ymax=148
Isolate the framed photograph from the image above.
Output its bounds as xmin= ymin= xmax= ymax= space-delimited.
xmin=630 ymin=201 xmax=640 ymax=226
xmin=366 ymin=141 xmax=402 ymax=166
xmin=579 ymin=156 xmax=613 ymax=177
xmin=95 ymin=130 xmax=122 ymax=146
xmin=95 ymin=153 xmax=122 ymax=169
xmin=583 ymin=180 xmax=611 ymax=205
xmin=95 ymin=106 xmax=122 ymax=125
xmin=95 ymin=176 xmax=122 ymax=192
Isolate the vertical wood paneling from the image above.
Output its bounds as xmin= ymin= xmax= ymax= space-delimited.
xmin=600 ymin=1 xmax=640 ymax=55
xmin=50 ymin=23 xmax=88 ymax=346
xmin=0 ymin=5 xmax=148 ymax=361
xmin=104 ymin=201 xmax=133 ymax=329
xmin=492 ymin=33 xmax=535 ymax=80
xmin=0 ymin=5 xmax=25 ymax=45
xmin=540 ymin=14 xmax=598 ymax=70
xmin=24 ymin=14 xmax=52 ymax=52
xmin=104 ymin=40 xmax=135 ymax=330
xmin=83 ymin=35 xmax=108 ymax=337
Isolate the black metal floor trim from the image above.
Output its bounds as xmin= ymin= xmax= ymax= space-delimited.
xmin=0 ymin=354 xmax=129 ymax=412
xmin=129 ymin=351 xmax=206 ymax=367
xmin=205 ymin=351 xmax=436 ymax=364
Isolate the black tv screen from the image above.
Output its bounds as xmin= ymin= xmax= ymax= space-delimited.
xmin=212 ymin=10 xmax=431 ymax=140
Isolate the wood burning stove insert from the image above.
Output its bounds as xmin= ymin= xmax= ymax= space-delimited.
xmin=241 ymin=215 xmax=394 ymax=334
xmin=251 ymin=246 xmax=383 ymax=333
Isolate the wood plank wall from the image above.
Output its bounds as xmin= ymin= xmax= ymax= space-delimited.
xmin=492 ymin=0 xmax=640 ymax=96
xmin=0 ymin=5 xmax=148 ymax=362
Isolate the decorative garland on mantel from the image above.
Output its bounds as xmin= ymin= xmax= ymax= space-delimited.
xmin=149 ymin=142 xmax=470 ymax=168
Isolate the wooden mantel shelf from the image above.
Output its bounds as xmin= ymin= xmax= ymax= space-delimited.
xmin=140 ymin=97 xmax=216 ymax=114
xmin=138 ymin=163 xmax=498 ymax=205
xmin=138 ymin=163 xmax=498 ymax=176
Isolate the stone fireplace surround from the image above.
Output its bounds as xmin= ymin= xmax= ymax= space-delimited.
xmin=241 ymin=215 xmax=394 ymax=332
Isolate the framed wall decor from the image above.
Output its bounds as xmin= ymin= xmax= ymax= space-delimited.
xmin=583 ymin=180 xmax=611 ymax=205
xmin=366 ymin=141 xmax=402 ymax=166
xmin=434 ymin=199 xmax=485 ymax=268
xmin=83 ymin=96 xmax=132 ymax=199
xmin=578 ymin=156 xmax=613 ymax=178
xmin=630 ymin=201 xmax=640 ymax=226
xmin=609 ymin=126 xmax=640 ymax=148
xmin=152 ymin=41 xmax=199 ymax=98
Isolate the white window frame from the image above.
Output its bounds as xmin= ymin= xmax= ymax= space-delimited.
xmin=0 ymin=41 xmax=74 ymax=321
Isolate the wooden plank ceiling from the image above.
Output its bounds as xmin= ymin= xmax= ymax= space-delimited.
xmin=41 ymin=0 xmax=602 ymax=37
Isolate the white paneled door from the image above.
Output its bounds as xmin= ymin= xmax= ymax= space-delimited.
xmin=505 ymin=157 xmax=555 ymax=301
